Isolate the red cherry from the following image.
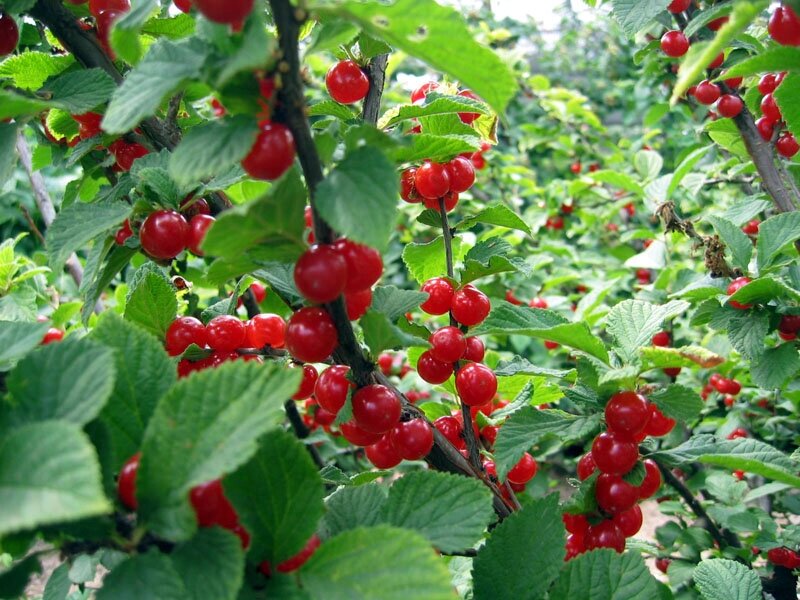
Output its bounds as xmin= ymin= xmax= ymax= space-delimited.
xmin=724 ymin=75 xmax=743 ymax=88
xmin=434 ymin=415 xmax=465 ymax=449
xmin=293 ymin=245 xmax=348 ymax=304
xmin=117 ymin=452 xmax=140 ymax=510
xmin=707 ymin=16 xmax=729 ymax=31
xmin=333 ymin=239 xmax=383 ymax=293
xmin=174 ymin=0 xmax=192 ymax=11
xmin=768 ymin=547 xmax=800 ymax=569
xmin=88 ymin=0 xmax=129 ymax=16
xmin=742 ymin=219 xmax=760 ymax=235
xmin=193 ymin=0 xmax=252 ymax=25
xmin=417 ymin=351 xmax=454 ymax=384
xmin=345 ymin=288 xmax=372 ymax=320
xmin=591 ymin=432 xmax=639 ymax=476
xmin=480 ymin=424 xmax=498 ymax=446
xmin=457 ymin=89 xmax=481 ymax=124
xmin=777 ymin=133 xmax=800 ymax=158
xmin=291 ymin=364 xmax=318 ymax=400
xmin=605 ymin=391 xmax=651 ymax=438
xmin=0 ymin=13 xmax=19 ymax=56
xmin=429 ymin=326 xmax=467 ymax=363
xmin=769 ymin=5 xmax=800 ymax=46
xmin=180 ymin=197 xmax=210 ymax=219
xmin=565 ymin=533 xmax=587 ymax=560
xmin=528 ymin=297 xmax=547 ymax=309
xmin=165 ymin=316 xmax=207 ymax=356
xmin=635 ymin=268 xmax=651 ymax=283
xmin=507 ymin=452 xmax=538 ymax=484
xmin=727 ymin=427 xmax=748 ymax=440
xmin=366 ymin=434 xmax=403 ymax=469
xmin=546 ymin=215 xmax=565 ymax=230
xmin=716 ymin=377 xmax=742 ymax=395
xmin=761 ymin=93 xmax=782 ymax=123
xmin=400 ymin=168 xmax=420 ymax=203
xmin=644 ymin=404 xmax=676 ymax=437
xmin=245 ymin=313 xmax=285 ymax=349
xmin=276 ymin=535 xmax=321 ymax=573
xmin=577 ymin=452 xmax=596 ymax=480
xmin=717 ymin=95 xmax=743 ymax=118
xmin=612 ymin=504 xmax=643 ymax=537
xmin=377 ymin=353 xmax=395 ymax=376
xmin=414 ymin=162 xmax=450 ymax=199
xmin=352 ymin=384 xmax=401 ymax=434
xmin=585 ymin=520 xmax=625 ymax=553
xmin=455 ymin=362 xmax=497 ymax=407
xmin=595 ymin=473 xmax=639 ymax=514
xmin=563 ymin=513 xmax=589 ymax=535
xmin=445 ymin=156 xmax=476 ymax=193
xmin=463 ymin=336 xmax=485 ymax=362
xmin=660 ymin=30 xmax=689 ymax=57
xmin=187 ymin=214 xmax=214 ymax=256
xmin=285 ymin=307 xmax=338 ymax=363
xmin=112 ymin=141 xmax=149 ymax=171
xmin=638 ymin=459 xmax=662 ymax=499
xmin=189 ymin=479 xmax=238 ymax=528
xmin=422 ymin=190 xmax=459 ymax=212
xmin=410 ymin=81 xmax=439 ymax=103
xmin=471 ymin=152 xmax=486 ymax=170
xmin=694 ymin=80 xmax=721 ymax=105
xmin=389 ymin=418 xmax=434 ymax=460
xmin=651 ymin=331 xmax=670 ymax=347
xmin=325 ymin=60 xmax=369 ymax=104
xmin=570 ymin=161 xmax=582 ymax=174
xmin=727 ymin=276 xmax=752 ymax=309
xmin=756 ymin=117 xmax=775 ymax=141
xmin=242 ymin=122 xmax=295 ymax=181
xmin=314 ymin=365 xmax=352 ymax=413
xmin=779 ymin=314 xmax=800 ymax=334
xmin=206 ymin=315 xmax=246 ymax=352
xmin=655 ymin=558 xmax=671 ymax=573
xmin=338 ymin=420 xmax=381 ymax=446
xmin=139 ymin=210 xmax=189 ymax=260
xmin=115 ymin=220 xmax=133 ymax=245
xmin=707 ymin=52 xmax=724 ymax=70
xmin=451 ymin=285 xmax=490 ymax=326
xmin=420 ymin=277 xmax=455 ymax=315
xmin=667 ymin=0 xmax=690 ymax=12
xmin=758 ymin=73 xmax=778 ymax=95
xmin=73 ymin=112 xmax=103 ymax=139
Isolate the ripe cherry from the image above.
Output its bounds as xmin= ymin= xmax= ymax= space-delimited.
xmin=655 ymin=558 xmax=671 ymax=573
xmin=761 ymin=93 xmax=782 ymax=123
xmin=389 ymin=418 xmax=434 ymax=460
xmin=759 ymin=73 xmax=779 ymax=95
xmin=563 ymin=513 xmax=589 ymax=535
xmin=345 ymin=288 xmax=372 ymax=320
xmin=417 ymin=351 xmax=454 ymax=384
xmin=451 ymin=285 xmax=490 ymax=326
xmin=463 ymin=336 xmax=485 ymax=362
xmin=577 ymin=452 xmax=597 ymax=480
xmin=422 ymin=190 xmax=459 ymax=212
xmin=291 ymin=364 xmax=318 ymax=400
xmin=193 ymin=0 xmax=252 ymax=25
xmin=707 ymin=16 xmax=729 ymax=31
xmin=727 ymin=427 xmax=748 ymax=440
xmin=294 ymin=244 xmax=348 ymax=304
xmin=352 ymin=384 xmax=401 ymax=434
xmin=414 ymin=162 xmax=450 ymax=199
xmin=727 ymin=277 xmax=752 ymax=309
xmin=174 ymin=0 xmax=192 ymax=12
xmin=139 ymin=210 xmax=189 ymax=260
xmin=242 ymin=122 xmax=295 ymax=181
xmin=456 ymin=89 xmax=481 ymax=124
xmin=206 ymin=315 xmax=246 ymax=352
xmin=507 ymin=452 xmax=538 ymax=484
xmin=546 ymin=215 xmax=565 ymax=230
xmin=756 ymin=117 xmax=775 ymax=141
xmin=410 ymin=81 xmax=439 ymax=103
xmin=595 ymin=473 xmax=639 ymax=514
xmin=434 ymin=415 xmax=465 ymax=449
xmin=707 ymin=52 xmax=724 ymax=70
xmin=717 ymin=95 xmax=743 ymax=118
xmin=445 ymin=156 xmax=476 ymax=193
xmin=112 ymin=141 xmax=149 ymax=171
xmin=591 ymin=431 xmax=639 ymax=476
xmin=189 ymin=479 xmax=238 ymax=529
xmin=769 ymin=5 xmax=800 ymax=46
xmin=73 ymin=112 xmax=103 ymax=139
xmin=187 ymin=214 xmax=214 ymax=256
xmin=777 ymin=133 xmax=800 ymax=158
xmin=400 ymin=168 xmax=420 ymax=203
xmin=644 ymin=404 xmax=676 ymax=437
xmin=455 ymin=362 xmax=497 ymax=407
xmin=285 ymin=307 xmax=338 ymax=363
xmin=652 ymin=331 xmax=670 ymax=347
xmin=429 ymin=326 xmax=467 ymax=363
xmin=314 ymin=365 xmax=352 ymax=413
xmin=366 ymin=434 xmax=403 ymax=469
xmin=605 ymin=391 xmax=650 ymax=439
xmin=333 ymin=239 xmax=383 ymax=293
xmin=115 ymin=220 xmax=133 ymax=245
xmin=246 ymin=313 xmax=285 ymax=349
xmin=660 ymin=30 xmax=689 ymax=57
xmin=41 ymin=328 xmax=65 ymax=345
xmin=420 ymin=277 xmax=455 ymax=315
xmin=340 ymin=420 xmax=383 ymax=447
xmin=0 ymin=13 xmax=18 ymax=56
xmin=694 ymin=80 xmax=721 ymax=105
xmin=117 ymin=452 xmax=140 ymax=510
xmin=165 ymin=316 xmax=207 ymax=356
xmin=767 ymin=546 xmax=800 ymax=568
xmin=779 ymin=314 xmax=800 ymax=337
xmin=638 ymin=459 xmax=662 ymax=499
xmin=259 ymin=535 xmax=321 ymax=576
xmin=715 ymin=377 xmax=741 ymax=395
xmin=481 ymin=424 xmax=498 ymax=446
xmin=565 ymin=533 xmax=587 ymax=560
xmin=612 ymin=504 xmax=643 ymax=537
xmin=667 ymin=0 xmax=690 ymax=12
xmin=585 ymin=520 xmax=625 ymax=553
xmin=742 ymin=219 xmax=760 ymax=235
xmin=325 ymin=60 xmax=369 ymax=104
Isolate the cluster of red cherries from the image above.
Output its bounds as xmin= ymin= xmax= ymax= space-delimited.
xmin=751 ymin=71 xmax=799 ymax=159
xmin=564 ymin=391 xmax=675 ymax=558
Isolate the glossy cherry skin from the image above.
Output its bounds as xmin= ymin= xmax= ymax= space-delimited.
xmin=187 ymin=214 xmax=214 ymax=256
xmin=340 ymin=420 xmax=383 ymax=447
xmin=174 ymin=0 xmax=192 ymax=12
xmin=717 ymin=95 xmax=743 ymax=118
xmin=769 ymin=5 xmax=800 ymax=46
xmin=189 ymin=479 xmax=238 ymax=529
xmin=73 ymin=112 xmax=103 ymax=139
xmin=206 ymin=315 xmax=246 ymax=352
xmin=366 ymin=434 xmax=403 ymax=469
xmin=242 ymin=122 xmax=295 ymax=181
xmin=417 ymin=351 xmax=454 ymax=384
xmin=758 ymin=73 xmax=779 ymax=95
xmin=651 ymin=331 xmax=670 ymax=347
xmin=767 ymin=546 xmax=800 ymax=568
xmin=314 ymin=365 xmax=352 ymax=413
xmin=612 ymin=504 xmax=643 ymax=537
xmin=585 ymin=520 xmax=625 ymax=553
xmin=117 ymin=452 xmax=140 ymax=510
xmin=352 ymin=384 xmax=402 ymax=434
xmin=112 ymin=141 xmax=149 ymax=171
xmin=325 ymin=60 xmax=369 ymax=104
xmin=285 ymin=307 xmax=338 ymax=363
xmin=591 ymin=431 xmax=639 ymax=476
xmin=333 ymin=239 xmax=383 ymax=293
xmin=455 ymin=362 xmax=497 ymax=407
xmin=429 ymin=326 xmax=467 ymax=363
xmin=463 ymin=336 xmax=485 ymax=362
xmin=389 ymin=418 xmax=434 ymax=460
xmin=259 ymin=534 xmax=321 ymax=576
xmin=193 ymin=0 xmax=253 ymax=25
xmin=165 ymin=316 xmax=207 ymax=356
xmin=420 ymin=277 xmax=455 ymax=315
xmin=410 ymin=81 xmax=439 ymax=103
xmin=414 ymin=162 xmax=450 ymax=199
xmin=563 ymin=513 xmax=589 ymax=535
xmin=777 ymin=133 xmax=800 ymax=158
xmin=637 ymin=459 xmax=662 ymax=499
xmin=756 ymin=117 xmax=775 ymax=141
xmin=434 ymin=415 xmax=465 ymax=449
xmin=115 ymin=220 xmax=133 ymax=245
xmin=604 ymin=391 xmax=651 ymax=438
xmin=139 ymin=210 xmax=189 ymax=260
xmin=694 ymin=80 xmax=721 ymax=105
xmin=643 ymin=405 xmax=676 ymax=437
xmin=246 ymin=313 xmax=285 ymax=348
xmin=0 ymin=14 xmax=18 ymax=56
xmin=660 ymin=30 xmax=689 ymax=57
xmin=445 ymin=156 xmax=476 ymax=193
xmin=577 ymin=452 xmax=597 ymax=480
xmin=507 ymin=452 xmax=538 ymax=484
xmin=290 ymin=364 xmax=318 ymax=400
xmin=451 ymin=285 xmax=491 ymax=326
xmin=88 ymin=0 xmax=129 ymax=16
xmin=345 ymin=288 xmax=372 ymax=320
xmin=595 ymin=473 xmax=639 ymax=514
xmin=400 ymin=168 xmax=419 ymax=203
xmin=761 ymin=93 xmax=782 ymax=123
xmin=727 ymin=276 xmax=752 ymax=309
xmin=41 ymin=328 xmax=65 ymax=345
xmin=294 ymin=244 xmax=348 ymax=304
xmin=667 ymin=0 xmax=690 ymax=12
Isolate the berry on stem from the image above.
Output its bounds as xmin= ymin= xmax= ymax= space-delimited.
xmin=242 ymin=122 xmax=295 ymax=181
xmin=717 ymin=95 xmax=743 ymax=119
xmin=451 ymin=285 xmax=490 ymax=326
xmin=117 ymin=453 xmax=140 ymax=510
xmin=591 ymin=431 xmax=639 ymax=476
xmin=294 ymin=244 xmax=348 ymax=304
xmin=389 ymin=418 xmax=434 ymax=460
xmin=769 ymin=5 xmax=800 ymax=46
xmin=291 ymin=364 xmax=318 ymax=400
xmin=246 ymin=313 xmax=285 ymax=348
xmin=352 ymin=384 xmax=402 ymax=434
xmin=429 ymin=326 xmax=467 ymax=363
xmin=193 ymin=0 xmax=252 ymax=25
xmin=206 ymin=315 xmax=246 ymax=352
xmin=285 ymin=307 xmax=338 ymax=363
xmin=417 ymin=350 xmax=454 ymax=384
xmin=694 ymin=80 xmax=721 ymax=105
xmin=166 ymin=316 xmax=207 ymax=356
xmin=660 ymin=30 xmax=689 ymax=57
xmin=0 ymin=13 xmax=19 ymax=56
xmin=604 ymin=391 xmax=651 ymax=439
xmin=314 ymin=365 xmax=352 ymax=413
xmin=727 ymin=277 xmax=752 ymax=309
xmin=420 ymin=277 xmax=455 ymax=315
xmin=366 ymin=433 xmax=403 ymax=468
xmin=595 ymin=473 xmax=639 ymax=514
xmin=139 ymin=210 xmax=189 ymax=260
xmin=333 ymin=239 xmax=383 ymax=293
xmin=414 ymin=162 xmax=450 ymax=199
xmin=187 ymin=214 xmax=214 ymax=256
xmin=455 ymin=362 xmax=498 ymax=407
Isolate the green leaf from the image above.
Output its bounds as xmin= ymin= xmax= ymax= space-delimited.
xmin=727 ymin=278 xmax=800 ymax=307
xmin=323 ymin=0 xmax=517 ymax=114
xmin=46 ymin=199 xmax=131 ymax=271
xmin=0 ymin=554 xmax=42 ymax=599
xmin=169 ymin=116 xmax=259 ymax=187
xmin=726 ymin=309 xmax=769 ymax=360
xmin=693 ymin=558 xmax=762 ymax=600
xmin=215 ymin=14 xmax=274 ymax=87
xmin=360 ymin=310 xmax=428 ymax=355
xmin=382 ymin=471 xmax=493 ymax=553
xmin=610 ymin=0 xmax=669 ymax=37
xmin=705 ymin=119 xmax=748 ymax=158
xmin=40 ymin=68 xmax=116 ymax=114
xmin=685 ymin=3 xmax=734 ymax=37
xmin=102 ymin=38 xmax=207 ymax=134
xmin=370 ymin=286 xmax=427 ymax=321
xmin=299 ymin=526 xmax=454 ymax=600
xmin=225 ymin=429 xmax=324 ymax=564
xmin=5 ymin=337 xmax=115 ymax=427
xmin=95 ymin=551 xmax=187 ymax=600
xmin=0 ymin=52 xmax=74 ymax=90
xmin=171 ymin=528 xmax=245 ymax=600
xmin=81 ymin=245 xmax=137 ymax=325
xmin=588 ymin=169 xmax=644 ymax=195
xmin=606 ymin=299 xmax=689 ymax=362
xmin=137 ymin=362 xmax=301 ymax=541
xmin=756 ymin=212 xmax=800 ymax=270
xmin=0 ymin=422 xmax=111 ymax=536
xmin=43 ymin=562 xmax=71 ymax=600
xmin=494 ymin=355 xmax=576 ymax=379
xmin=0 ymin=122 xmax=18 ymax=189
xmin=649 ymin=384 xmax=704 ymax=422
xmin=652 ymin=434 xmax=800 ymax=488
xmin=472 ymin=303 xmax=610 ymax=363
xmin=775 ymin=72 xmax=800 ymax=139
xmin=378 ymin=92 xmax=491 ymax=129
xmin=550 ymin=549 xmax=659 ymax=600
xmin=640 ymin=345 xmax=725 ymax=370
xmin=402 ymin=236 xmax=463 ymax=284
xmin=315 ymin=147 xmax=398 ymax=252
xmin=109 ymin=0 xmax=159 ymax=64
xmin=322 ymin=485 xmax=387 ymax=537
xmin=390 ymin=133 xmax=480 ymax=163
xmin=0 ymin=88 xmax=49 ymax=120
xmin=124 ymin=263 xmax=178 ymax=338
xmin=308 ymin=100 xmax=360 ymax=121
xmin=494 ymin=407 xmax=601 ymax=481
xmin=717 ymin=197 xmax=772 ymax=226
xmin=718 ymin=46 xmax=800 ymax=79
xmin=472 ymin=495 xmax=565 ymax=600
xmin=705 ymin=215 xmax=752 ymax=271
xmin=90 ymin=312 xmax=176 ymax=471
xmin=751 ymin=343 xmax=800 ymax=389
xmin=456 ymin=203 xmax=531 ymax=235
xmin=461 ymin=238 xmax=532 ymax=284
xmin=0 ymin=320 xmax=49 ymax=368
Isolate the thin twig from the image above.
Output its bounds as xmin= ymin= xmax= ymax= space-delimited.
xmin=20 ymin=206 xmax=46 ymax=245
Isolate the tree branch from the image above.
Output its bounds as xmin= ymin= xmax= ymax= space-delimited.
xmin=361 ymin=54 xmax=389 ymax=126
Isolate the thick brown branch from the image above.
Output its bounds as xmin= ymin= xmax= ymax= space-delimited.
xmin=361 ymin=54 xmax=389 ymax=126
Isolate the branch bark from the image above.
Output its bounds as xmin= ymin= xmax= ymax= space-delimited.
xmin=361 ymin=54 xmax=389 ymax=126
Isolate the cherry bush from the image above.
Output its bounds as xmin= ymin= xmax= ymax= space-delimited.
xmin=1 ymin=0 xmax=800 ymax=598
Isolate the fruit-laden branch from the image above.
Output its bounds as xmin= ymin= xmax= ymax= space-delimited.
xmin=268 ymin=0 xmax=515 ymax=518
